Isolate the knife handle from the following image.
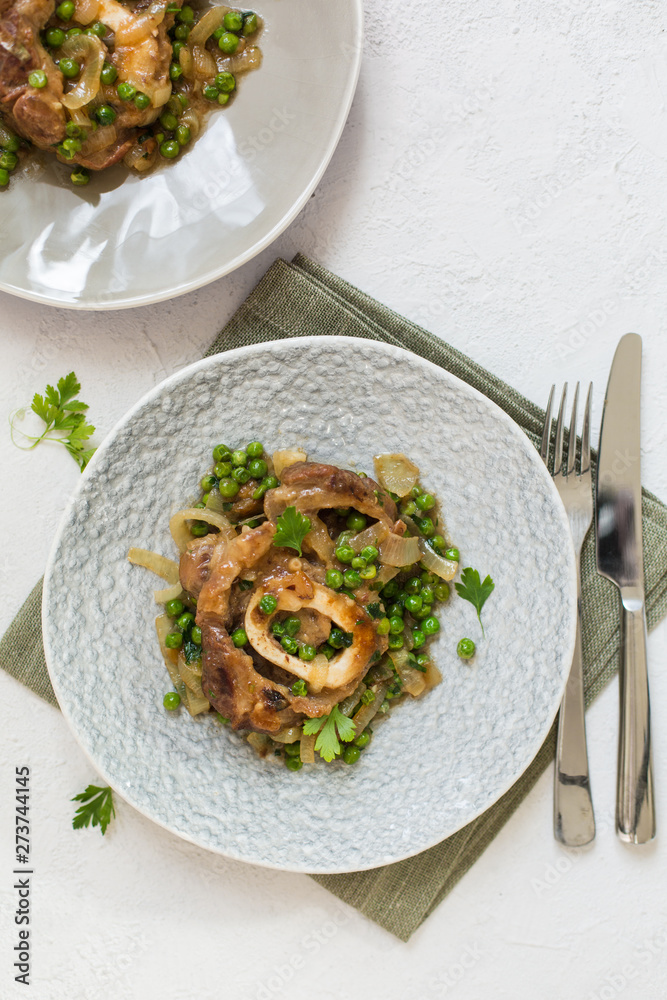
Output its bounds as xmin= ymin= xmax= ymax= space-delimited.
xmin=617 ymin=599 xmax=655 ymax=844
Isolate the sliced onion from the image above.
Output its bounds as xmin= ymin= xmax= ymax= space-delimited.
xmin=179 ymin=105 xmax=200 ymax=137
xmin=128 ymin=547 xmax=180 ymax=583
xmin=205 ymin=488 xmax=225 ymax=513
xmin=153 ymin=580 xmax=183 ymax=604
xmin=169 ymin=507 xmax=235 ymax=552
xmin=351 ymin=680 xmax=390 ymax=731
xmin=179 ymin=44 xmax=194 ymax=80
xmin=299 ymin=732 xmax=316 ymax=764
xmin=143 ymin=81 xmax=172 ymax=107
xmin=271 ymin=726 xmax=302 ymax=744
xmin=60 ymin=35 xmax=105 ymax=110
xmin=216 ymin=44 xmax=261 ymax=75
xmin=74 ymin=0 xmax=99 ymax=25
xmin=247 ymin=732 xmax=270 ymax=755
xmin=373 ymin=452 xmax=419 ymax=498
xmin=379 ymin=532 xmax=421 ymax=567
xmin=350 ymin=522 xmax=389 ymax=553
xmin=272 ymin=448 xmax=307 ymax=477
xmin=115 ymin=0 xmax=169 ymax=44
xmin=418 ymin=540 xmax=458 ymax=580
xmin=189 ymin=4 xmax=230 ymax=46
xmin=303 ymin=514 xmax=334 ymax=564
xmin=81 ymin=123 xmax=116 ymax=154
xmin=193 ymin=44 xmax=217 ymax=79
xmin=389 ymin=649 xmax=426 ymax=697
xmin=155 ymin=614 xmax=187 ymax=697
xmin=374 ymin=564 xmax=400 ymax=587
xmin=338 ymin=680 xmax=367 ymax=716
xmin=124 ymin=140 xmax=156 ymax=172
xmin=424 ymin=658 xmax=442 ymax=691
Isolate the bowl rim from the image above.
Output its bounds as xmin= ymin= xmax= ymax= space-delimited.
xmin=42 ymin=335 xmax=577 ymax=872
xmin=0 ymin=0 xmax=364 ymax=311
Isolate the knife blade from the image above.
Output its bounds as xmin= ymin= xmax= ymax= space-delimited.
xmin=596 ymin=333 xmax=655 ymax=843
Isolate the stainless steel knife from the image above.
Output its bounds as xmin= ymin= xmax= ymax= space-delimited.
xmin=596 ymin=333 xmax=655 ymax=843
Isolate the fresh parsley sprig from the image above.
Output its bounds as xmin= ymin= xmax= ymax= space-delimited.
xmin=455 ymin=567 xmax=495 ymax=638
xmin=273 ymin=505 xmax=311 ymax=556
xmin=10 ymin=371 xmax=96 ymax=471
xmin=302 ymin=705 xmax=356 ymax=762
xmin=72 ymin=784 xmax=116 ymax=835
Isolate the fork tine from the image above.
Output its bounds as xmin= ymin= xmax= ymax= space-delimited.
xmin=566 ymin=382 xmax=580 ymax=475
xmin=554 ymin=384 xmax=567 ymax=474
xmin=581 ymin=382 xmax=592 ymax=474
xmin=540 ymin=385 xmax=555 ymax=465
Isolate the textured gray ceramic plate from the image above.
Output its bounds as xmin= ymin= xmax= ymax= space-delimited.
xmin=0 ymin=0 xmax=361 ymax=309
xmin=43 ymin=338 xmax=576 ymax=873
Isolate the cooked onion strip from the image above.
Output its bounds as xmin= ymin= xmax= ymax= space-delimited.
xmin=374 ymin=564 xmax=400 ymax=587
xmin=153 ymin=581 xmax=183 ymax=604
xmin=216 ymin=44 xmax=261 ymax=75
xmin=389 ymin=650 xmax=426 ymax=697
xmin=272 ymin=448 xmax=307 ymax=477
xmin=418 ymin=541 xmax=458 ymax=580
xmin=74 ymin=0 xmax=99 ymax=24
xmin=188 ymin=4 xmax=230 ymax=45
xmin=351 ymin=681 xmax=389 ymax=731
xmin=350 ymin=522 xmax=389 ymax=553
xmin=299 ymin=732 xmax=316 ymax=764
xmin=81 ymin=124 xmax=116 ymax=154
xmin=373 ymin=453 xmax=419 ymax=497
xmin=60 ymin=35 xmax=105 ymax=109
xmin=115 ymin=0 xmax=170 ymax=44
xmin=169 ymin=507 xmax=235 ymax=552
xmin=155 ymin=614 xmax=187 ymax=698
xmin=378 ymin=532 xmax=421 ymax=567
xmin=128 ymin=547 xmax=180 ymax=582
xmin=272 ymin=726 xmax=302 ymax=744
xmin=193 ymin=44 xmax=217 ymax=79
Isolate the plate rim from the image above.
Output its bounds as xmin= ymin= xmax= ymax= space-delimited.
xmin=0 ymin=0 xmax=364 ymax=311
xmin=42 ymin=335 xmax=577 ymax=872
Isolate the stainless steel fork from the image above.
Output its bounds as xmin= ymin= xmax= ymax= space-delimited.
xmin=541 ymin=383 xmax=596 ymax=847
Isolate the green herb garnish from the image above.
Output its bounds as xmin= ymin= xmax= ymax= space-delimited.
xmin=11 ymin=371 xmax=96 ymax=470
xmin=273 ymin=505 xmax=311 ymax=556
xmin=455 ymin=567 xmax=495 ymax=638
xmin=71 ymin=784 xmax=115 ymax=835
xmin=302 ymin=705 xmax=356 ymax=762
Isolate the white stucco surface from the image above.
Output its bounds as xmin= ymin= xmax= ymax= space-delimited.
xmin=2 ymin=0 xmax=667 ymax=996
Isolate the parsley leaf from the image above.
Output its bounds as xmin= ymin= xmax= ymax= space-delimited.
xmin=10 ymin=371 xmax=96 ymax=471
xmin=302 ymin=705 xmax=356 ymax=762
xmin=71 ymin=784 xmax=115 ymax=835
xmin=273 ymin=506 xmax=311 ymax=556
xmin=454 ymin=567 xmax=495 ymax=637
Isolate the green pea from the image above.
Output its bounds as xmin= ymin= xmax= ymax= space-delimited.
xmin=29 ymin=70 xmax=47 ymax=88
xmin=401 ymin=499 xmax=418 ymax=517
xmin=0 ymin=168 xmax=9 ymax=186
xmin=0 ymin=129 xmax=20 ymax=151
xmin=95 ymin=105 xmax=116 ymax=125
xmin=230 ymin=467 xmax=249 ymax=484
xmin=87 ymin=21 xmax=106 ymax=36
xmin=350 ymin=556 xmax=366 ymax=570
xmin=434 ymin=582 xmax=450 ymax=601
xmin=417 ymin=517 xmax=435 ymax=538
xmin=59 ymin=57 xmax=80 ymax=77
xmin=56 ymin=0 xmax=75 ymax=18
xmin=326 ymin=569 xmax=343 ymax=590
xmin=343 ymin=745 xmax=361 ymax=765
xmin=213 ymin=444 xmax=231 ymax=462
xmin=193 ymin=501 xmax=206 ymax=509
xmin=414 ymin=604 xmax=433 ymax=620
xmin=388 ymin=634 xmax=404 ymax=650
xmin=416 ymin=493 xmax=435 ymax=511
xmin=281 ymin=635 xmax=298 ymax=655
xmin=271 ymin=621 xmax=285 ymax=637
xmin=134 ymin=92 xmax=150 ymax=110
xmin=177 ymin=4 xmax=194 ymax=22
xmin=165 ymin=632 xmax=183 ymax=649
xmin=200 ymin=474 xmax=216 ymax=492
xmin=218 ymin=30 xmax=239 ymax=52
xmin=343 ymin=569 xmax=361 ymax=588
xmin=210 ymin=461 xmax=229 ymax=479
xmin=65 ymin=122 xmax=82 ymax=138
xmin=212 ymin=24 xmax=224 ymax=39
xmin=412 ymin=628 xmax=426 ymax=649
xmin=457 ymin=637 xmax=475 ymax=660
xmin=376 ymin=617 xmax=391 ymax=636
xmin=0 ymin=151 xmax=18 ymax=169
xmin=359 ymin=565 xmax=377 ymax=579
xmin=259 ymin=594 xmax=277 ymax=614
xmin=70 ymin=167 xmax=89 ymax=185
xmin=386 ymin=603 xmax=404 ymax=618
xmin=420 ymin=570 xmax=436 ymax=586
xmin=173 ymin=124 xmax=189 ymax=146
xmin=117 ymin=81 xmax=136 ymax=101
xmin=172 ymin=39 xmax=184 ymax=57
xmin=191 ymin=625 xmax=202 ymax=644
xmin=415 ymin=653 xmax=430 ymax=671
xmin=427 ymin=535 xmax=445 ymax=554
xmin=159 ymin=139 xmax=179 ymax=158
xmin=291 ymin=679 xmax=307 ymax=697
xmin=361 ymin=688 xmax=375 ymax=705
xmin=100 ymin=61 xmax=118 ymax=85
xmin=410 ymin=485 xmax=422 ymax=498
xmin=231 ymin=627 xmax=248 ymax=647
xmin=46 ymin=27 xmax=65 ymax=46
xmin=346 ymin=512 xmax=367 ymax=532
xmin=381 ymin=581 xmax=399 ymax=599
xmin=163 ymin=691 xmax=181 ymax=710
xmin=422 ymin=616 xmax=440 ymax=635
xmin=223 ymin=9 xmax=243 ymax=31
xmin=360 ymin=545 xmax=378 ymax=563
xmin=264 ymin=475 xmax=279 ymax=489
xmin=445 ymin=547 xmax=460 ymax=562
xmin=335 ymin=544 xmax=355 ymax=564
xmin=190 ymin=521 xmax=208 ymax=537
xmin=174 ymin=22 xmax=190 ymax=38
xmin=246 ymin=458 xmax=267 ymax=479
xmin=354 ymin=731 xmax=370 ymax=748
xmin=320 ymin=644 xmax=336 ymax=660
xmin=299 ymin=644 xmax=316 ymax=661
xmin=285 ymin=756 xmax=302 ymax=771
xmin=283 ymin=615 xmax=301 ymax=637
xmin=169 ymin=62 xmax=183 ymax=81
xmin=165 ymin=599 xmax=185 ymax=617
xmin=388 ymin=615 xmax=404 ymax=635
xmin=160 ymin=110 xmax=178 ymax=130
xmin=231 ymin=449 xmax=247 ymax=467
xmin=328 ymin=628 xmax=351 ymax=649
xmin=404 ymin=593 xmax=422 ymax=614
xmin=215 ymin=71 xmax=236 ymax=92
xmin=66 ymin=26 xmax=82 ymax=36
xmin=420 ymin=585 xmax=434 ymax=604
xmin=242 ymin=11 xmax=258 ymax=34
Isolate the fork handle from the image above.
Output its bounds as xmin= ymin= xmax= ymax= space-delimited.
xmin=554 ymin=567 xmax=595 ymax=847
xmin=617 ymin=599 xmax=655 ymax=844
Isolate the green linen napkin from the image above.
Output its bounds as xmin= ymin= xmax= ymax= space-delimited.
xmin=3 ymin=253 xmax=667 ymax=942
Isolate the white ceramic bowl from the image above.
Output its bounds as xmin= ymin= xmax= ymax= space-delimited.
xmin=43 ymin=337 xmax=576 ymax=872
xmin=0 ymin=0 xmax=362 ymax=309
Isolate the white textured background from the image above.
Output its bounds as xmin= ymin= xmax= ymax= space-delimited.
xmin=2 ymin=0 xmax=667 ymax=997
